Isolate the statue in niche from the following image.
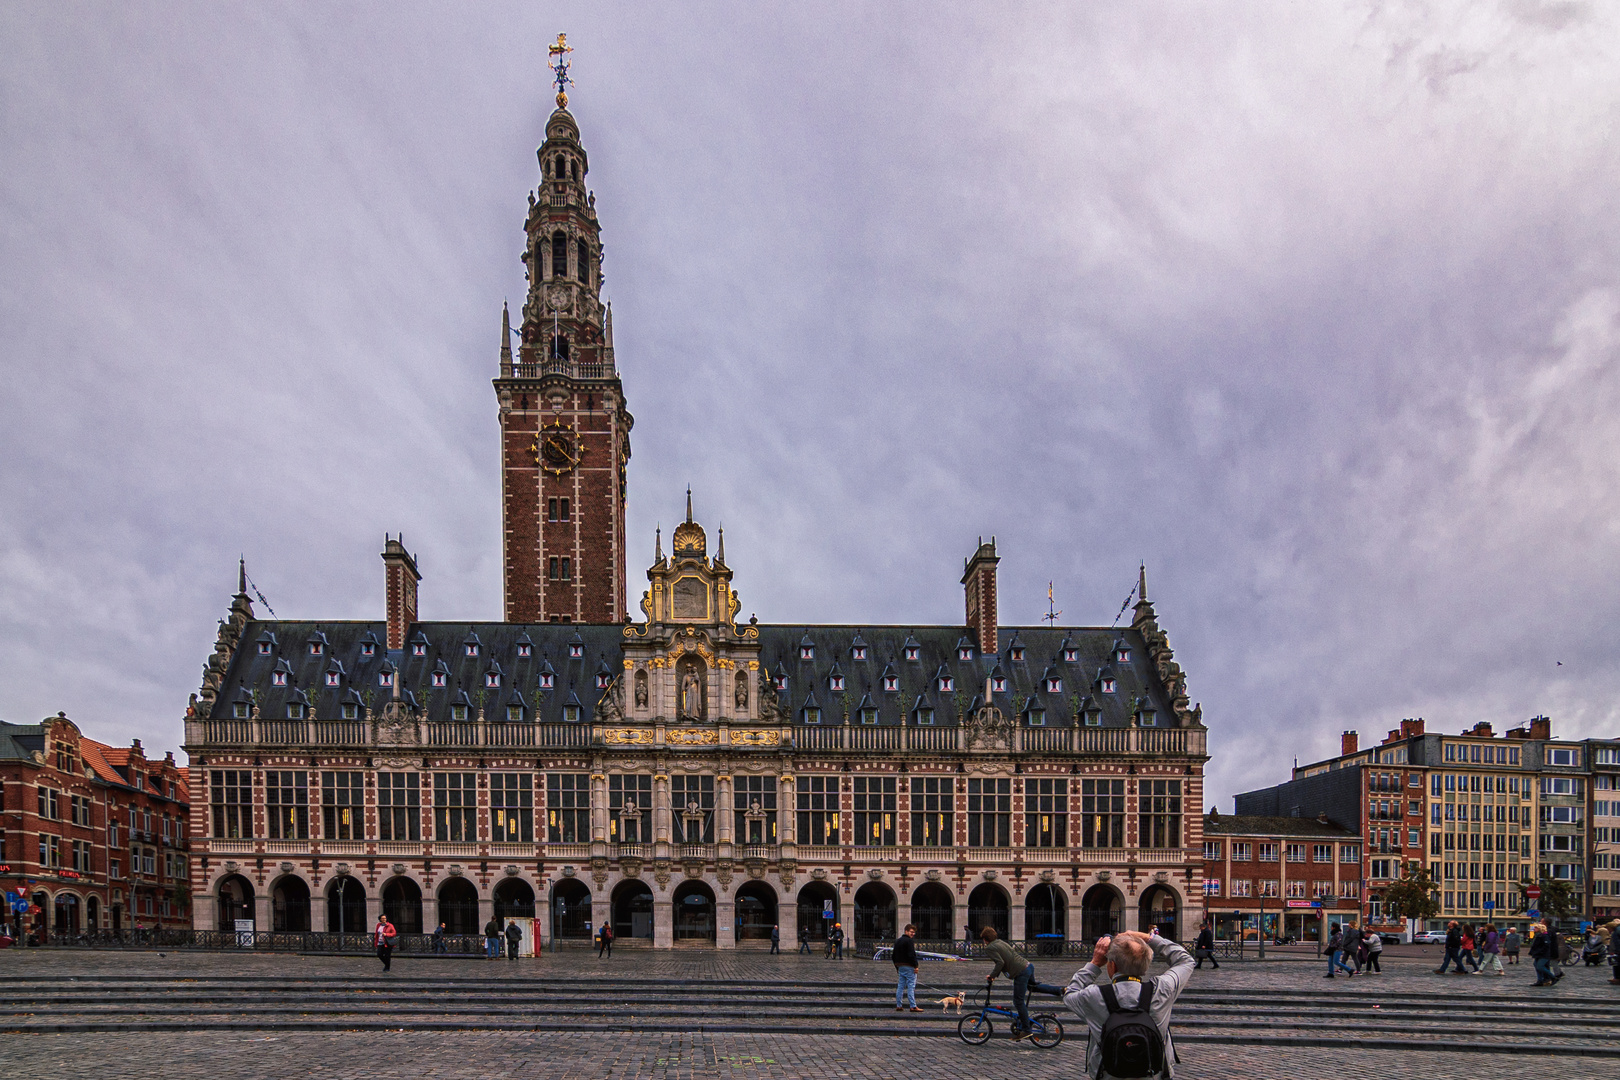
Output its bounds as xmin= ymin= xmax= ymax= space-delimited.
xmin=677 ymin=657 xmax=706 ymax=720
xmin=634 ymin=669 xmax=648 ymax=710
xmin=734 ymin=671 xmax=749 ymax=711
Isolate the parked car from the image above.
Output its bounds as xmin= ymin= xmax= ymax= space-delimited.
xmin=1412 ymin=930 xmax=1447 ymax=943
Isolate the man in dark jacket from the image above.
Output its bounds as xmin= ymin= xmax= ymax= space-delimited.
xmin=1341 ymin=922 xmax=1363 ymax=973
xmin=770 ymin=924 xmax=781 ymax=955
xmin=798 ymin=925 xmax=812 ymax=954
xmin=484 ymin=918 xmax=501 ymax=960
xmin=1194 ymin=922 xmax=1220 ymax=969
xmin=893 ymin=924 xmax=921 ymax=1011
xmin=1529 ymin=924 xmax=1561 ymax=986
xmin=1434 ymin=921 xmax=1466 ymax=975
xmin=504 ymin=918 xmax=522 ymax=960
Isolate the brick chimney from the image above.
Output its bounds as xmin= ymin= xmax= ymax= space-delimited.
xmin=1470 ymin=722 xmax=1493 ymax=738
xmin=961 ymin=537 xmax=999 ymax=654
xmin=1529 ymin=714 xmax=1551 ymax=740
xmin=1341 ymin=730 xmax=1359 ymax=756
xmin=1383 ymin=729 xmax=1400 ymax=745
xmin=381 ymin=534 xmax=421 ymax=652
xmin=1400 ymin=717 xmax=1425 ymax=739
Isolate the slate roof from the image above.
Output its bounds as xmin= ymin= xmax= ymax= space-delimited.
xmin=210 ymin=620 xmax=1179 ymax=728
xmin=0 ymin=721 xmax=45 ymax=760
xmin=1203 ymin=813 xmax=1355 ymax=838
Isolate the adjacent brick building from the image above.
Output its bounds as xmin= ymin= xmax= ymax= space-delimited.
xmin=1200 ymin=811 xmax=1360 ymax=942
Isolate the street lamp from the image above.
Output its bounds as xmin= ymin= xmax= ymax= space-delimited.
xmin=1257 ymin=893 xmax=1266 ymax=960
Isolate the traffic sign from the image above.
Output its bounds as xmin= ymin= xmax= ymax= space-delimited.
xmin=1526 ymin=885 xmax=1542 ymax=900
xmin=823 ymin=900 xmax=834 ymax=919
xmin=1483 ymin=899 xmax=1495 ymax=910
xmin=1527 ymin=909 xmax=1541 ymax=919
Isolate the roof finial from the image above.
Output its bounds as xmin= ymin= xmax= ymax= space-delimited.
xmin=717 ymin=524 xmax=725 ymax=563
xmin=686 ymin=485 xmax=693 ymax=523
xmin=655 ymin=524 xmax=663 ymax=562
xmin=238 ymin=555 xmax=247 ymax=595
xmin=548 ymin=32 xmax=574 ymax=109
xmin=500 ymin=301 xmax=512 ymax=365
xmin=1138 ymin=562 xmax=1148 ymax=603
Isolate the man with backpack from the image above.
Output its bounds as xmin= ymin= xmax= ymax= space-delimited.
xmin=504 ymin=918 xmax=522 ymax=960
xmin=1065 ymin=927 xmax=1194 ymax=1078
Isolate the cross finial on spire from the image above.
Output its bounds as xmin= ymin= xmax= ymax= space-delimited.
xmin=1043 ymin=582 xmax=1062 ymax=626
xmin=548 ymin=33 xmax=574 ymax=109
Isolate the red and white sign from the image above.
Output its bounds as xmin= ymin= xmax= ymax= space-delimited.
xmin=1525 ymin=885 xmax=1542 ymax=901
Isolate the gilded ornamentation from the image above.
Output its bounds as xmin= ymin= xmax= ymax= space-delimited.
xmin=666 ymin=728 xmax=719 ymax=746
xmin=730 ymin=729 xmax=781 ymax=747
xmin=601 ymin=728 xmax=655 ymax=745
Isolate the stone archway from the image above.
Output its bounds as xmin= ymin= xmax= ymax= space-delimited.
xmin=438 ymin=877 xmax=480 ymax=936
xmin=734 ymin=880 xmax=778 ymax=941
xmin=967 ymin=883 xmax=1009 ymax=940
xmin=87 ymin=895 xmax=100 ymax=932
xmin=672 ymin=880 xmax=716 ymax=942
xmin=216 ymin=874 xmax=254 ymax=931
xmin=854 ymin=882 xmax=897 ymax=945
xmin=1081 ymin=883 xmax=1123 ymax=941
xmin=612 ymin=879 xmax=655 ymax=941
xmin=382 ymin=877 xmax=423 ymax=934
xmin=550 ymin=878 xmax=593 ymax=939
xmin=493 ymin=877 xmax=536 ymax=928
xmin=795 ymin=880 xmax=839 ymax=943
xmin=1139 ymin=884 xmax=1179 ymax=940
xmin=326 ymin=876 xmax=366 ymax=936
xmin=910 ymin=882 xmax=954 ymax=942
xmin=272 ymin=875 xmax=311 ymax=932
xmin=1025 ymin=882 xmax=1067 ymax=944
xmin=53 ymin=892 xmax=80 ymax=935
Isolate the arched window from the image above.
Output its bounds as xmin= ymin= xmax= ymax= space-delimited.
xmin=550 ymin=232 xmax=568 ymax=279
xmin=551 ymin=334 xmax=569 ymax=361
xmin=576 ymin=239 xmax=590 ymax=284
xmin=570 ymin=159 xmax=578 ymax=180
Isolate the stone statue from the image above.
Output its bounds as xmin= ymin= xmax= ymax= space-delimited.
xmin=681 ymin=668 xmax=701 ymax=719
xmin=634 ymin=670 xmax=648 ymax=709
xmin=734 ymin=671 xmax=749 ymax=710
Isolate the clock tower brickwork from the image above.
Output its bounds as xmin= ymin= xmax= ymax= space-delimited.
xmin=495 ymin=105 xmax=631 ymax=624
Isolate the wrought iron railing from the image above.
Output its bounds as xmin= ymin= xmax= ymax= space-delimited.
xmin=30 ymin=929 xmax=488 ymax=953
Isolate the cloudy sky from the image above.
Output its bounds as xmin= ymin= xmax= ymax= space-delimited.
xmin=3 ymin=2 xmax=1617 ymax=807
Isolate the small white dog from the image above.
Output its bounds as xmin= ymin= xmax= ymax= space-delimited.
xmin=936 ymin=992 xmax=965 ymax=1014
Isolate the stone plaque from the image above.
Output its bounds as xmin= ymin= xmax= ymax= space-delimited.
xmin=672 ymin=576 xmax=707 ymax=620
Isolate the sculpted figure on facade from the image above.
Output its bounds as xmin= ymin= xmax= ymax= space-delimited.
xmin=634 ymin=668 xmax=648 ymax=709
xmin=734 ymin=670 xmax=748 ymax=711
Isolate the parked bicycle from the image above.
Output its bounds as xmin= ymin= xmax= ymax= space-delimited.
xmin=956 ymin=985 xmax=1064 ymax=1048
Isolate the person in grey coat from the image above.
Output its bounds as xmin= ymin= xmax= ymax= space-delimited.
xmin=1064 ymin=928 xmax=1195 ymax=1079
xmin=1341 ymin=922 xmax=1363 ymax=972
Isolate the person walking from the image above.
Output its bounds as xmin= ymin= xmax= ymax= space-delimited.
xmin=504 ymin=918 xmax=522 ymax=961
xmin=982 ymin=926 xmax=1036 ymax=1039
xmin=1342 ymin=922 xmax=1363 ymax=973
xmin=484 ymin=917 xmax=501 ymax=960
xmin=769 ymin=924 xmax=780 ymax=955
xmin=1363 ymin=929 xmax=1382 ymax=974
xmin=1435 ymin=921 xmax=1466 ymax=975
xmin=826 ymin=922 xmax=844 ymax=959
xmin=1608 ymin=921 xmax=1620 ymax=985
xmin=1528 ymin=923 xmax=1560 ymax=986
xmin=1193 ymin=922 xmax=1220 ymax=970
xmin=373 ymin=913 xmax=397 ymax=971
xmin=1503 ymin=927 xmax=1521 ymax=965
xmin=798 ymin=924 xmax=812 ymax=955
xmin=596 ymin=918 xmax=613 ymax=959
xmin=1476 ymin=924 xmax=1504 ymax=976
xmin=1325 ymin=924 xmax=1354 ymax=978
xmin=432 ymin=921 xmax=447 ymax=954
xmin=1065 ymin=928 xmax=1195 ymax=1078
xmin=892 ymin=923 xmax=922 ymax=1012
xmin=1459 ymin=926 xmax=1481 ymax=972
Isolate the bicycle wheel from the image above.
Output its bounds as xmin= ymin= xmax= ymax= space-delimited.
xmin=957 ymin=1013 xmax=993 ymax=1044
xmin=1028 ymin=1013 xmax=1064 ymax=1048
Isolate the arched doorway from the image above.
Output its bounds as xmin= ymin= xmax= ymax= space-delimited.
xmin=551 ymin=879 xmax=593 ymax=939
xmin=216 ymin=874 xmax=254 ymax=930
xmin=87 ymin=895 xmax=100 ymax=932
xmin=111 ymin=902 xmax=123 ymax=934
xmin=1139 ymin=884 xmax=1179 ymax=940
xmin=672 ymin=881 xmax=716 ymax=942
xmin=796 ymin=880 xmax=838 ymax=943
xmin=438 ymin=877 xmax=480 ymax=936
xmin=967 ymin=883 xmax=1009 ymax=940
xmin=272 ymin=875 xmax=311 ymax=932
xmin=493 ymin=877 xmax=536 ymax=929
xmin=734 ymin=880 xmax=778 ymax=941
xmin=1025 ymin=882 xmax=1067 ymax=950
xmin=54 ymin=893 xmax=80 ymax=935
xmin=854 ymin=882 xmax=897 ymax=945
xmin=910 ymin=882 xmax=954 ymax=941
xmin=382 ymin=877 xmax=422 ymax=934
xmin=1081 ymin=884 xmax=1122 ymax=941
xmin=326 ymin=876 xmax=366 ymax=935
xmin=612 ymin=880 xmax=654 ymax=941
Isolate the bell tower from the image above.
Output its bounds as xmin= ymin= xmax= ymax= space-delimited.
xmin=495 ymin=35 xmax=632 ymax=624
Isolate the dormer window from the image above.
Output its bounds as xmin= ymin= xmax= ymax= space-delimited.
xmin=775 ymin=675 xmax=788 ymax=692
xmin=518 ymin=643 xmax=532 ymax=658
xmin=992 ymin=676 xmax=1006 ymax=693
xmin=466 ymin=643 xmax=479 ymax=658
xmin=309 ymin=642 xmax=322 ymax=656
xmin=1115 ymin=648 xmax=1130 ymax=663
xmin=1046 ymin=677 xmax=1062 ymax=694
xmin=232 ymin=702 xmax=250 ymax=719
xmin=379 ymin=671 xmax=393 ymax=687
xmin=272 ymin=671 xmax=287 ymax=687
xmin=507 ymin=704 xmax=524 ymax=722
xmin=1063 ymin=648 xmax=1078 ymax=663
xmin=904 ymin=646 xmax=920 ymax=661
xmin=829 ymin=675 xmax=844 ymax=692
xmin=563 ymin=704 xmax=581 ymax=723
xmin=432 ymin=672 xmax=447 ymax=688
xmin=1102 ymin=678 xmax=1117 ymax=694
xmin=486 ymin=672 xmax=501 ymax=689
xmin=569 ymin=643 xmax=584 ymax=659
xmin=915 ymin=706 xmax=936 ymax=726
xmin=341 ymin=703 xmax=359 ymax=720
xmin=959 ymin=646 xmax=973 ymax=661
xmin=938 ymin=676 xmax=954 ymax=692
xmin=883 ymin=675 xmax=899 ymax=692
xmin=595 ymin=673 xmax=611 ymax=690
xmin=1028 ymin=707 xmax=1047 ymax=727
xmin=412 ymin=642 xmax=426 ymax=657
xmin=360 ymin=641 xmax=376 ymax=658
xmin=800 ymin=645 xmax=815 ymax=661
xmin=802 ymin=706 xmax=822 ymax=724
xmin=540 ymin=673 xmax=554 ymax=690
xmin=860 ymin=706 xmax=878 ymax=725
xmin=1010 ymin=647 xmax=1025 ymax=662
xmin=287 ymin=703 xmax=305 ymax=719
xmin=852 ymin=645 xmax=867 ymax=661
xmin=326 ymin=672 xmax=341 ymax=687
xmin=451 ymin=703 xmax=469 ymax=721
xmin=257 ymin=641 xmax=272 ymax=656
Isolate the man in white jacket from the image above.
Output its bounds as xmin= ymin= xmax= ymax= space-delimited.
xmin=1064 ymin=927 xmax=1195 ymax=1078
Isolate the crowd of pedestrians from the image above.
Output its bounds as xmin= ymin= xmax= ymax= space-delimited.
xmin=1322 ymin=921 xmax=1383 ymax=977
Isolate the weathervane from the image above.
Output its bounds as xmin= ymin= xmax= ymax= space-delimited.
xmin=548 ymin=33 xmax=574 ymax=108
xmin=1043 ymin=582 xmax=1062 ymax=626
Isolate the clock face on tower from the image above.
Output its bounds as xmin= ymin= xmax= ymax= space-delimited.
xmin=533 ymin=420 xmax=583 ymax=476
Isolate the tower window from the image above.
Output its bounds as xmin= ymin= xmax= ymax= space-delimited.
xmin=549 ymin=557 xmax=559 ymax=580
xmin=561 ymin=558 xmax=572 ymax=580
xmin=551 ymin=334 xmax=570 ymax=360
xmin=560 ymin=498 xmax=570 ymax=521
xmin=548 ymin=498 xmax=558 ymax=521
xmin=577 ymin=239 xmax=590 ymax=284
xmin=551 ymin=232 xmax=568 ymax=279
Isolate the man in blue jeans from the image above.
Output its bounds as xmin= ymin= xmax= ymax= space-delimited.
xmin=893 ymin=924 xmax=921 ymax=1012
xmin=1434 ymin=921 xmax=1467 ymax=975
xmin=1324 ymin=923 xmax=1355 ymax=977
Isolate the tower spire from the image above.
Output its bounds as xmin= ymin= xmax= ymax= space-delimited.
xmin=717 ymin=525 xmax=725 ymax=564
xmin=500 ymin=301 xmax=512 ymax=365
xmin=238 ymin=555 xmax=247 ymax=596
xmin=655 ymin=525 xmax=663 ymax=562
xmin=1138 ymin=562 xmax=1148 ymax=603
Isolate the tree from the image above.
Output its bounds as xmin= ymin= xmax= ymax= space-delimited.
xmin=1380 ymin=861 xmax=1441 ymax=924
xmin=1520 ymin=878 xmax=1579 ymax=923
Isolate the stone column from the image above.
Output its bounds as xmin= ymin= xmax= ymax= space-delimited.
xmin=1008 ymin=890 xmax=1026 ymax=944
xmin=253 ymin=892 xmax=272 ymax=933
xmin=717 ymin=894 xmax=736 ymax=950
xmin=653 ymin=896 xmax=673 ymax=949
xmin=478 ymin=895 xmax=494 ymax=934
xmin=779 ymin=774 xmax=797 ymax=846
xmin=422 ymin=893 xmax=439 ymax=935
xmin=311 ymin=885 xmax=328 ymax=932
xmin=654 ymin=774 xmax=671 ymax=845
xmin=717 ymin=776 xmax=733 ymax=845
xmin=954 ymin=895 xmax=971 ymax=949
xmin=591 ymin=773 xmax=609 ymax=842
